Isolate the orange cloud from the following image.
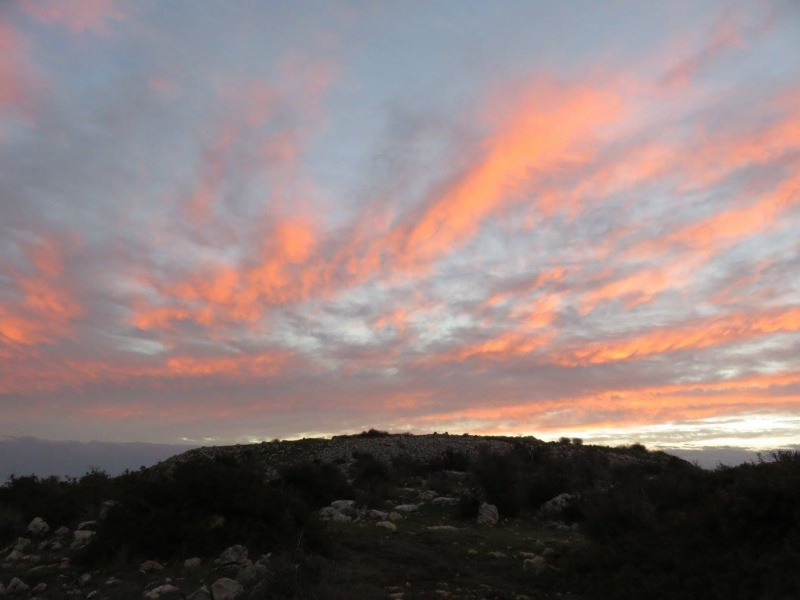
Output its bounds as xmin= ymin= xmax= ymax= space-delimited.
xmin=391 ymin=81 xmax=623 ymax=269
xmin=579 ymin=260 xmax=694 ymax=314
xmin=407 ymin=371 xmax=800 ymax=436
xmin=0 ymin=237 xmax=82 ymax=346
xmin=556 ymin=306 xmax=800 ymax=366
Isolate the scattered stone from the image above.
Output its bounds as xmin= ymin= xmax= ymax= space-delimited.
xmin=388 ymin=512 xmax=403 ymax=521
xmin=331 ymin=512 xmax=351 ymax=523
xmin=14 ymin=537 xmax=31 ymax=552
xmin=87 ymin=592 xmax=101 ymax=599
xmin=426 ymin=525 xmax=458 ymax=532
xmin=26 ymin=517 xmax=49 ymax=536
xmin=394 ymin=504 xmax=419 ymax=513
xmin=79 ymin=573 xmax=92 ymax=586
xmin=184 ymin=557 xmax=202 ymax=569
xmin=6 ymin=549 xmax=23 ymax=561
xmin=0 ymin=581 xmax=5 ymax=595
xmin=331 ymin=500 xmax=355 ymax=510
xmin=54 ymin=526 xmax=70 ymax=537
xmin=32 ymin=583 xmax=47 ymax=594
xmin=187 ymin=586 xmax=212 ymax=600
xmin=211 ymin=577 xmax=243 ymax=600
xmin=467 ymin=549 xmax=478 ymax=556
xmin=77 ymin=520 xmax=97 ymax=531
xmin=318 ymin=507 xmax=338 ymax=520
xmin=219 ymin=545 xmax=248 ymax=565
xmin=518 ymin=551 xmax=537 ymax=559
xmin=98 ymin=500 xmax=121 ymax=519
xmin=367 ymin=509 xmax=388 ymax=520
xmin=539 ymin=493 xmax=574 ymax=516
xmin=139 ymin=560 xmax=164 ymax=573
xmin=144 ymin=584 xmax=181 ymax=599
xmin=376 ymin=521 xmax=397 ymax=532
xmin=488 ymin=550 xmax=506 ymax=558
xmin=71 ymin=530 xmax=95 ymax=548
xmin=477 ymin=502 xmax=499 ymax=526
xmin=523 ymin=555 xmax=547 ymax=575
xmin=7 ymin=578 xmax=31 ymax=594
xmin=431 ymin=497 xmax=458 ymax=506
xmin=51 ymin=541 xmax=63 ymax=551
xmin=105 ymin=577 xmax=120 ymax=586
xmin=419 ymin=490 xmax=438 ymax=501
xmin=235 ymin=563 xmax=267 ymax=586
xmin=435 ymin=591 xmax=451 ymax=598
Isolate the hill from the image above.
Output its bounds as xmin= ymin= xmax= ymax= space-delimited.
xmin=1 ymin=432 xmax=798 ymax=599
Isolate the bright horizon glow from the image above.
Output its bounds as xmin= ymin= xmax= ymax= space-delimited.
xmin=1 ymin=1 xmax=799 ymax=451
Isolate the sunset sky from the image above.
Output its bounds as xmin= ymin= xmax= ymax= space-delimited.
xmin=1 ymin=0 xmax=799 ymax=453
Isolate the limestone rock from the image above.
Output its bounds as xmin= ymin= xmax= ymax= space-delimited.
xmin=211 ymin=578 xmax=243 ymax=600
xmin=539 ymin=493 xmax=575 ymax=516
xmin=71 ymin=530 xmax=95 ymax=548
xmin=523 ymin=555 xmax=547 ymax=575
xmin=431 ymin=497 xmax=458 ymax=506
xmin=331 ymin=512 xmax=351 ymax=523
xmin=477 ymin=502 xmax=499 ymax=526
xmin=6 ymin=549 xmax=23 ymax=561
xmin=187 ymin=586 xmax=212 ymax=600
xmin=98 ymin=500 xmax=121 ymax=519
xmin=184 ymin=557 xmax=202 ymax=569
xmin=419 ymin=490 xmax=438 ymax=501
xmin=330 ymin=500 xmax=355 ymax=510
xmin=376 ymin=521 xmax=397 ymax=532
xmin=7 ymin=578 xmax=30 ymax=594
xmin=32 ymin=583 xmax=47 ymax=594
xmin=26 ymin=517 xmax=49 ymax=536
xmin=367 ymin=509 xmax=388 ymax=520
xmin=219 ymin=545 xmax=248 ymax=565
xmin=54 ymin=526 xmax=70 ymax=537
xmin=388 ymin=512 xmax=403 ymax=521
xmin=144 ymin=584 xmax=181 ymax=599
xmin=139 ymin=560 xmax=164 ymax=573
xmin=318 ymin=506 xmax=338 ymax=520
xmin=394 ymin=504 xmax=419 ymax=513
xmin=14 ymin=537 xmax=31 ymax=552
xmin=235 ymin=563 xmax=267 ymax=586
xmin=426 ymin=525 xmax=458 ymax=531
xmin=77 ymin=520 xmax=97 ymax=531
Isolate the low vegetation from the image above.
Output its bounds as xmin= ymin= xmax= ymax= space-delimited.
xmin=0 ymin=435 xmax=798 ymax=599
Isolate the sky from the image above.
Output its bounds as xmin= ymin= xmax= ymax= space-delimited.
xmin=1 ymin=1 xmax=799 ymax=456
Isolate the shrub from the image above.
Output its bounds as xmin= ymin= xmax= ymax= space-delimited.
xmin=279 ymin=462 xmax=352 ymax=507
xmin=472 ymin=449 xmax=528 ymax=516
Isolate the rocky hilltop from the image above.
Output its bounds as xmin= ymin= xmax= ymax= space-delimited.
xmin=3 ymin=433 xmax=797 ymax=599
xmin=156 ymin=431 xmax=670 ymax=479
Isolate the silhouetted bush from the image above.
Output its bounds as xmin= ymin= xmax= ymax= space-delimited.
xmin=356 ymin=429 xmax=392 ymax=438
xmin=351 ymin=454 xmax=396 ymax=506
xmin=472 ymin=449 xmax=528 ymax=516
xmin=279 ymin=461 xmax=352 ymax=507
xmin=79 ymin=455 xmax=324 ymax=564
